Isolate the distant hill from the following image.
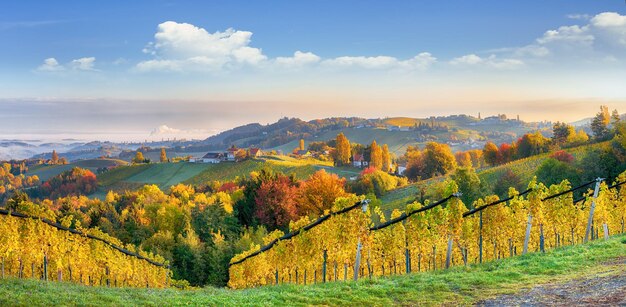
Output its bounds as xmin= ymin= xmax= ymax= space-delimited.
xmin=18 ymin=113 xmax=561 ymax=162
xmin=177 ymin=115 xmax=549 ymax=156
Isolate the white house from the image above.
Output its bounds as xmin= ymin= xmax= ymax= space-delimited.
xmin=352 ymin=154 xmax=369 ymax=168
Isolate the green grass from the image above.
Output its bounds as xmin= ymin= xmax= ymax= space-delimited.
xmin=27 ymin=159 xmax=128 ymax=181
xmin=1 ymin=234 xmax=624 ymax=306
xmin=93 ymin=156 xmax=355 ymax=196
xmin=96 ymin=162 xmax=210 ymax=194
xmin=184 ymin=157 xmax=342 ymax=185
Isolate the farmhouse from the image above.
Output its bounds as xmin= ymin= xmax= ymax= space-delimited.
xmin=200 ymin=152 xmax=224 ymax=163
xmin=352 ymin=154 xmax=368 ymax=168
xmin=226 ymin=146 xmax=239 ymax=161
xmin=249 ymin=148 xmax=263 ymax=158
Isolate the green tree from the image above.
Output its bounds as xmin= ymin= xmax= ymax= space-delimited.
xmin=451 ymin=167 xmax=481 ymax=205
xmin=552 ymin=122 xmax=574 ymax=146
xmin=369 ymin=140 xmax=382 ymax=169
xmin=591 ymin=105 xmax=611 ymax=140
xmin=536 ymin=158 xmax=580 ymax=187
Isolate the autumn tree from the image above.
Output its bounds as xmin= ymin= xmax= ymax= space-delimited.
xmin=467 ymin=149 xmax=484 ymax=168
xmin=299 ymin=139 xmax=305 ymax=151
xmin=422 ymin=142 xmax=457 ymax=178
xmin=369 ymin=140 xmax=382 ymax=169
xmin=51 ymin=150 xmax=59 ymax=164
xmin=483 ymin=142 xmax=499 ymax=166
xmin=404 ymin=146 xmax=425 ymax=181
xmin=381 ymin=144 xmax=391 ymax=172
xmin=516 ymin=132 xmax=549 ymax=158
xmin=334 ymin=133 xmax=351 ymax=166
xmin=133 ymin=151 xmax=146 ymax=164
xmin=455 ymin=151 xmax=472 ymax=168
xmin=160 ymin=147 xmax=168 ymax=163
xmin=297 ymin=169 xmax=347 ymax=216
xmin=254 ymin=174 xmax=299 ymax=230
xmin=591 ymin=105 xmax=611 ymax=140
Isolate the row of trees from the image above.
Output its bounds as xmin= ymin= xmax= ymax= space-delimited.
xmin=333 ymin=133 xmax=393 ymax=172
xmin=482 ymin=106 xmax=621 ymax=167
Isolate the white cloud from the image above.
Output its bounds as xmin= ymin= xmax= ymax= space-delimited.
xmin=323 ymin=52 xmax=436 ymax=70
xmin=536 ymin=25 xmax=594 ymax=46
xmin=399 ymin=53 xmax=437 ymax=70
xmin=450 ymin=54 xmax=524 ymax=69
xmin=70 ymin=57 xmax=96 ymax=71
xmin=37 ymin=58 xmax=64 ymax=72
xmin=495 ymin=12 xmax=626 ymax=65
xmin=274 ymin=51 xmax=321 ymax=68
xmin=566 ymin=14 xmax=591 ymax=20
xmin=323 ymin=55 xmax=398 ymax=69
xmin=137 ymin=21 xmax=267 ymax=72
xmin=151 ymin=124 xmax=181 ymax=135
xmin=512 ymin=45 xmax=550 ymax=57
xmin=590 ymin=12 xmax=626 ymax=47
xmin=149 ymin=124 xmax=216 ymax=139
xmin=591 ymin=12 xmax=626 ymax=27
xmin=137 ymin=21 xmax=439 ymax=73
xmin=450 ymin=54 xmax=483 ymax=65
xmin=37 ymin=57 xmax=97 ymax=72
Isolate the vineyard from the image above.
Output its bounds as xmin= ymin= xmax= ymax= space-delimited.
xmin=0 ymin=209 xmax=170 ymax=288
xmin=228 ymin=172 xmax=626 ymax=289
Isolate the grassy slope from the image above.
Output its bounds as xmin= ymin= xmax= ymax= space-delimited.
xmin=27 ymin=159 xmax=128 ymax=181
xmin=93 ymin=156 xmax=360 ymax=196
xmin=379 ymin=142 xmax=610 ymax=214
xmin=95 ymin=163 xmax=211 ymax=195
xmin=1 ymin=235 xmax=624 ymax=306
xmin=184 ymin=156 xmax=360 ymax=186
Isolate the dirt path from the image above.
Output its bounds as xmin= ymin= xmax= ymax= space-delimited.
xmin=478 ymin=258 xmax=626 ymax=306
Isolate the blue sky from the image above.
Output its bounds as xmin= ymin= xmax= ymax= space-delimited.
xmin=1 ymin=1 xmax=626 ymax=141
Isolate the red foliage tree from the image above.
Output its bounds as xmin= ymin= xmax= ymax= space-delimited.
xmin=254 ymin=175 xmax=298 ymax=230
xmin=550 ymin=150 xmax=574 ymax=163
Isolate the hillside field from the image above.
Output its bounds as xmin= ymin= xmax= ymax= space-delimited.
xmin=93 ymin=156 xmax=361 ymax=196
xmin=379 ymin=142 xmax=610 ymax=215
xmin=1 ymin=234 xmax=623 ymax=306
xmin=26 ymin=158 xmax=128 ymax=181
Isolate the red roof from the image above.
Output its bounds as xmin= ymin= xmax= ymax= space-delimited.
xmin=353 ymin=154 xmax=364 ymax=162
xmin=249 ymin=148 xmax=261 ymax=155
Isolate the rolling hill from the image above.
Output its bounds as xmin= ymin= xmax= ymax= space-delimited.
xmin=26 ymin=158 xmax=128 ymax=181
xmin=378 ymin=141 xmax=610 ymax=215
xmin=93 ymin=156 xmax=361 ymax=197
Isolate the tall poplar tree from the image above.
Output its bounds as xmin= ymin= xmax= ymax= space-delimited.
xmin=381 ymin=144 xmax=391 ymax=172
xmin=335 ymin=133 xmax=351 ymax=166
xmin=370 ymin=140 xmax=382 ymax=169
xmin=160 ymin=147 xmax=168 ymax=163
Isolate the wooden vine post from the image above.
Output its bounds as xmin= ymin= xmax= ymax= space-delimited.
xmin=353 ymin=201 xmax=369 ymax=281
xmin=584 ymin=178 xmax=603 ymax=243
xmin=479 ymin=211 xmax=483 ymax=262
